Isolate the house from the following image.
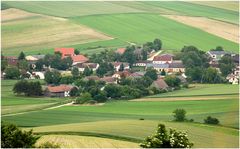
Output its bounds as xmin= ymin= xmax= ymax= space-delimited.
xmin=115 ymin=48 xmax=126 ymax=55
xmin=151 ymin=78 xmax=169 ymax=90
xmin=45 ymin=85 xmax=75 ymax=97
xmin=146 ymin=61 xmax=185 ymax=73
xmin=74 ymin=63 xmax=99 ymax=72
xmin=207 ymin=50 xmax=227 ymax=60
xmin=226 ymin=74 xmax=239 ymax=84
xmin=111 ymin=62 xmax=130 ymax=71
xmin=4 ymin=56 xmax=18 ymax=66
xmin=112 ymin=71 xmax=131 ymax=79
xmin=100 ymin=76 xmax=117 ymax=84
xmin=25 ymin=55 xmax=45 ymax=69
xmin=32 ymin=71 xmax=45 ymax=79
xmin=129 ymin=71 xmax=145 ymax=78
xmin=153 ymin=54 xmax=173 ymax=64
xmin=133 ymin=60 xmax=151 ymax=67
xmin=54 ymin=48 xmax=89 ymax=65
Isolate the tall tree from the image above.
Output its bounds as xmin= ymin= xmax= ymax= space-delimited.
xmin=153 ymin=38 xmax=162 ymax=51
xmin=71 ymin=67 xmax=80 ymax=78
xmin=5 ymin=66 xmax=20 ymax=79
xmin=83 ymin=67 xmax=93 ymax=76
xmin=218 ymin=54 xmax=235 ymax=77
xmin=44 ymin=70 xmax=61 ymax=85
xmin=144 ymin=68 xmax=158 ymax=80
xmin=119 ymin=63 xmax=124 ymax=71
xmin=18 ymin=51 xmax=25 ymax=60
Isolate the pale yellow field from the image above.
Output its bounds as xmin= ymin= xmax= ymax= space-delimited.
xmin=162 ymin=15 xmax=239 ymax=43
xmin=36 ymin=135 xmax=138 ymax=148
xmin=1 ymin=9 xmax=112 ymax=55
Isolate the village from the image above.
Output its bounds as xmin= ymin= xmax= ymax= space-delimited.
xmin=1 ymin=40 xmax=239 ymax=101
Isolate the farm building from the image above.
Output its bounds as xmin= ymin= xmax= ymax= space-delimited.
xmin=129 ymin=71 xmax=145 ymax=78
xmin=25 ymin=54 xmax=45 ymax=69
xmin=207 ymin=50 xmax=227 ymax=61
xmin=3 ymin=56 xmax=18 ymax=66
xmin=100 ymin=76 xmax=117 ymax=84
xmin=112 ymin=71 xmax=131 ymax=79
xmin=71 ymin=55 xmax=89 ymax=65
xmin=45 ymin=85 xmax=75 ymax=97
xmin=151 ymin=78 xmax=169 ymax=90
xmin=146 ymin=61 xmax=185 ymax=73
xmin=153 ymin=54 xmax=173 ymax=64
xmin=74 ymin=63 xmax=99 ymax=72
xmin=115 ymin=48 xmax=126 ymax=55
xmin=111 ymin=62 xmax=130 ymax=71
xmin=32 ymin=71 xmax=45 ymax=79
xmin=133 ymin=60 xmax=151 ymax=67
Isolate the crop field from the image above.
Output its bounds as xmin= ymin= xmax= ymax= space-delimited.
xmin=1 ymin=80 xmax=69 ymax=115
xmin=36 ymin=135 xmax=138 ymax=148
xmin=73 ymin=14 xmax=238 ymax=52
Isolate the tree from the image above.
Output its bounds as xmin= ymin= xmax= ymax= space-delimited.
xmin=69 ymin=87 xmax=79 ymax=97
xmin=140 ymin=124 xmax=193 ymax=148
xmin=13 ymin=80 xmax=42 ymax=96
xmin=1 ymin=59 xmax=8 ymax=71
xmin=37 ymin=142 xmax=60 ymax=148
xmin=83 ymin=67 xmax=93 ymax=76
xmin=74 ymin=49 xmax=80 ymax=55
xmin=153 ymin=38 xmax=162 ymax=51
xmin=144 ymin=68 xmax=158 ymax=80
xmin=18 ymin=60 xmax=29 ymax=70
xmin=204 ymin=116 xmax=219 ymax=125
xmin=173 ymin=109 xmax=186 ymax=122
xmin=96 ymin=62 xmax=114 ymax=77
xmin=185 ymin=67 xmax=203 ymax=82
xmin=75 ymin=92 xmax=93 ymax=104
xmin=218 ymin=54 xmax=235 ymax=77
xmin=44 ymin=70 xmax=61 ymax=85
xmin=104 ymin=84 xmax=122 ymax=98
xmin=71 ymin=67 xmax=80 ymax=78
xmin=60 ymin=76 xmax=74 ymax=84
xmin=35 ymin=59 xmax=44 ymax=71
xmin=202 ymin=67 xmax=224 ymax=83
xmin=93 ymin=90 xmax=107 ymax=102
xmin=59 ymin=57 xmax=73 ymax=70
xmin=5 ymin=66 xmax=20 ymax=79
xmin=1 ymin=121 xmax=39 ymax=148
xmin=142 ymin=49 xmax=148 ymax=60
xmin=18 ymin=51 xmax=25 ymax=60
xmin=164 ymin=75 xmax=181 ymax=88
xmin=119 ymin=63 xmax=124 ymax=71
xmin=160 ymin=69 xmax=166 ymax=76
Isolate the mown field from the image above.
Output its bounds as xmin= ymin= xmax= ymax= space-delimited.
xmin=2 ymin=80 xmax=239 ymax=147
xmin=1 ymin=1 xmax=239 ymax=55
xmin=72 ymin=13 xmax=238 ymax=53
xmin=1 ymin=80 xmax=69 ymax=115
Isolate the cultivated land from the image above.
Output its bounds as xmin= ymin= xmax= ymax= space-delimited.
xmin=1 ymin=80 xmax=70 ymax=115
xmin=1 ymin=8 xmax=112 ymax=55
xmin=73 ymin=13 xmax=238 ymax=52
xmin=163 ymin=15 xmax=239 ymax=43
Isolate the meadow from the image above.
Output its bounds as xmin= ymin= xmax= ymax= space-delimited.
xmin=73 ymin=13 xmax=238 ymax=52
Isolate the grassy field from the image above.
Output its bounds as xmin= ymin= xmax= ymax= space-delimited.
xmin=29 ymin=120 xmax=239 ymax=148
xmin=73 ymin=14 xmax=238 ymax=52
xmin=36 ymin=135 xmax=138 ymax=148
xmin=150 ymin=84 xmax=239 ymax=98
xmin=1 ymin=80 xmax=69 ymax=115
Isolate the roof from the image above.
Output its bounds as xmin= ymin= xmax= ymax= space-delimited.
xmin=115 ymin=48 xmax=126 ymax=54
xmin=153 ymin=54 xmax=173 ymax=61
xmin=101 ymin=77 xmax=116 ymax=83
xmin=147 ymin=63 xmax=169 ymax=68
xmin=130 ymin=71 xmax=145 ymax=77
xmin=152 ymin=79 xmax=169 ymax=90
xmin=25 ymin=56 xmax=38 ymax=61
xmin=169 ymin=61 xmax=184 ymax=68
xmin=55 ymin=48 xmax=74 ymax=58
xmin=111 ymin=62 xmax=129 ymax=67
xmin=32 ymin=55 xmax=45 ymax=59
xmin=47 ymin=85 xmax=74 ymax=93
xmin=72 ymin=55 xmax=89 ymax=63
xmin=114 ymin=71 xmax=131 ymax=77
xmin=85 ymin=76 xmax=100 ymax=81
xmin=135 ymin=60 xmax=151 ymax=64
xmin=208 ymin=51 xmax=227 ymax=55
xmin=4 ymin=56 xmax=17 ymax=60
xmin=75 ymin=63 xmax=98 ymax=69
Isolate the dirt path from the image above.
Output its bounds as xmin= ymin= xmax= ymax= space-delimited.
xmin=162 ymin=15 xmax=239 ymax=43
xmin=44 ymin=101 xmax=74 ymax=110
xmin=147 ymin=50 xmax=163 ymax=61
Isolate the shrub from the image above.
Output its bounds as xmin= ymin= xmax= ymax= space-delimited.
xmin=173 ymin=109 xmax=186 ymax=122
xmin=37 ymin=141 xmax=60 ymax=148
xmin=75 ymin=92 xmax=93 ymax=104
xmin=204 ymin=116 xmax=219 ymax=125
xmin=140 ymin=124 xmax=193 ymax=148
xmin=139 ymin=118 xmax=144 ymax=120
xmin=1 ymin=121 xmax=39 ymax=148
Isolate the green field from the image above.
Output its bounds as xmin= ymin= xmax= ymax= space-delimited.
xmin=150 ymin=84 xmax=239 ymax=98
xmin=1 ymin=80 xmax=69 ymax=115
xmin=72 ymin=14 xmax=238 ymax=52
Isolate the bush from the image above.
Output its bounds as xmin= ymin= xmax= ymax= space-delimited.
xmin=1 ymin=121 xmax=39 ymax=148
xmin=75 ymin=92 xmax=93 ymax=104
xmin=204 ymin=116 xmax=219 ymax=125
xmin=37 ymin=141 xmax=60 ymax=148
xmin=13 ymin=80 xmax=42 ymax=96
xmin=5 ymin=66 xmax=20 ymax=79
xmin=139 ymin=118 xmax=144 ymax=120
xmin=173 ymin=109 xmax=186 ymax=122
xmin=140 ymin=124 xmax=193 ymax=148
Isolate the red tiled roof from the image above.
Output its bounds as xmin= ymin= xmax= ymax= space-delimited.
xmin=72 ymin=55 xmax=89 ymax=63
xmin=153 ymin=54 xmax=173 ymax=61
xmin=111 ymin=62 xmax=129 ymax=67
xmin=101 ymin=77 xmax=116 ymax=83
xmin=115 ymin=48 xmax=126 ymax=54
xmin=153 ymin=79 xmax=168 ymax=90
xmin=75 ymin=63 xmax=98 ymax=68
xmin=85 ymin=76 xmax=100 ymax=81
xmin=47 ymin=85 xmax=74 ymax=93
xmin=55 ymin=48 xmax=74 ymax=58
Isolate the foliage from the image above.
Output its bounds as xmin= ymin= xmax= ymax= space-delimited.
xmin=204 ymin=116 xmax=220 ymax=125
xmin=144 ymin=68 xmax=158 ymax=80
xmin=160 ymin=69 xmax=166 ymax=76
xmin=37 ymin=141 xmax=60 ymax=148
xmin=153 ymin=38 xmax=162 ymax=51
xmin=83 ymin=67 xmax=93 ymax=76
xmin=74 ymin=49 xmax=80 ymax=55
xmin=93 ymin=90 xmax=107 ymax=102
xmin=35 ymin=59 xmax=44 ymax=71
xmin=60 ymin=76 xmax=74 ymax=84
xmin=140 ymin=123 xmax=193 ymax=148
xmin=202 ymin=67 xmax=224 ymax=83
xmin=218 ymin=54 xmax=235 ymax=77
xmin=173 ymin=109 xmax=186 ymax=122
xmin=104 ymin=84 xmax=122 ymax=99
xmin=119 ymin=63 xmax=124 ymax=71
xmin=71 ymin=67 xmax=80 ymax=78
xmin=18 ymin=51 xmax=25 ymax=60
xmin=1 ymin=121 xmax=39 ymax=148
xmin=5 ymin=66 xmax=20 ymax=79
xmin=13 ymin=80 xmax=42 ymax=96
xmin=96 ymin=62 xmax=114 ymax=77
xmin=122 ymin=46 xmax=137 ymax=66
xmin=70 ymin=87 xmax=79 ymax=97
xmin=164 ymin=75 xmax=181 ymax=88
xmin=44 ymin=70 xmax=61 ymax=85
xmin=18 ymin=60 xmax=29 ymax=70
xmin=1 ymin=59 xmax=8 ymax=71
xmin=75 ymin=92 xmax=93 ymax=104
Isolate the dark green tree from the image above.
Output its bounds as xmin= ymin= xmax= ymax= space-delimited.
xmin=1 ymin=59 xmax=8 ymax=71
xmin=160 ymin=69 xmax=166 ymax=76
xmin=218 ymin=54 xmax=235 ymax=77
xmin=35 ymin=59 xmax=44 ymax=71
xmin=71 ymin=67 xmax=80 ymax=78
xmin=18 ymin=60 xmax=29 ymax=70
xmin=5 ymin=66 xmax=20 ymax=79
xmin=153 ymin=38 xmax=162 ymax=51
xmin=164 ymin=75 xmax=181 ymax=88
xmin=204 ymin=116 xmax=220 ymax=125
xmin=83 ymin=67 xmax=93 ymax=76
xmin=69 ymin=87 xmax=79 ymax=97
xmin=74 ymin=49 xmax=80 ymax=55
xmin=202 ymin=67 xmax=224 ymax=83
xmin=1 ymin=121 xmax=39 ymax=148
xmin=44 ymin=70 xmax=61 ymax=85
xmin=144 ymin=68 xmax=158 ymax=80
xmin=119 ymin=63 xmax=124 ymax=71
xmin=18 ymin=51 xmax=25 ymax=60
xmin=60 ymin=76 xmax=74 ymax=84
xmin=75 ymin=92 xmax=93 ymax=104
xmin=173 ymin=109 xmax=186 ymax=122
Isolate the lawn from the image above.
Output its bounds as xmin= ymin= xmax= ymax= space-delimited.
xmin=72 ymin=13 xmax=238 ymax=53
xmin=29 ymin=120 xmax=239 ymax=148
xmin=1 ymin=80 xmax=69 ymax=115
xmin=150 ymin=84 xmax=239 ymax=98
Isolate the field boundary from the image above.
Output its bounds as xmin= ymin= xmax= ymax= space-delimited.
xmin=149 ymin=93 xmax=239 ymax=98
